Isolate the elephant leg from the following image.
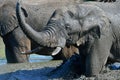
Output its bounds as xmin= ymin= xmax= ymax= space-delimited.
xmin=5 ymin=46 xmax=28 ymax=63
xmin=85 ymin=36 xmax=112 ymax=76
xmin=3 ymin=27 xmax=30 ymax=63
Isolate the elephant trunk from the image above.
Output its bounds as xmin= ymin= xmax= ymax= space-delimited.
xmin=16 ymin=2 xmax=55 ymax=47
xmin=16 ymin=2 xmax=45 ymax=46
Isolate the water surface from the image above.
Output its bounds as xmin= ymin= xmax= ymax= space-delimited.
xmin=0 ymin=54 xmax=53 ymax=65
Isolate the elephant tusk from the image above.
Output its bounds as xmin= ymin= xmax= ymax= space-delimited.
xmin=52 ymin=47 xmax=62 ymax=56
xmin=76 ymin=37 xmax=85 ymax=46
xmin=21 ymin=51 xmax=30 ymax=54
xmin=21 ymin=47 xmax=41 ymax=54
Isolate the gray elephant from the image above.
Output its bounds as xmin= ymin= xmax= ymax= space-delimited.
xmin=0 ymin=0 xmax=85 ymax=63
xmin=0 ymin=0 xmax=106 ymax=63
xmin=16 ymin=0 xmax=120 ymax=77
xmin=0 ymin=0 xmax=113 ymax=63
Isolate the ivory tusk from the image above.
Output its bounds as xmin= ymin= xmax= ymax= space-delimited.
xmin=21 ymin=50 xmax=33 ymax=54
xmin=52 ymin=47 xmax=62 ymax=56
xmin=21 ymin=47 xmax=41 ymax=54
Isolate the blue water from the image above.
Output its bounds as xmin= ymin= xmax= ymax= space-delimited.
xmin=0 ymin=54 xmax=53 ymax=65
xmin=29 ymin=54 xmax=53 ymax=62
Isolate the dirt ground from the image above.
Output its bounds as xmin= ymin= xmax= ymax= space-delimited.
xmin=0 ymin=61 xmax=120 ymax=80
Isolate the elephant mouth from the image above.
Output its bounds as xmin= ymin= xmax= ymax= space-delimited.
xmin=21 ymin=37 xmax=87 ymax=56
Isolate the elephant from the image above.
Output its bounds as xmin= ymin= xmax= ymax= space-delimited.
xmin=16 ymin=0 xmax=120 ymax=77
xmin=0 ymin=0 xmax=86 ymax=63
xmin=0 ymin=0 xmax=108 ymax=63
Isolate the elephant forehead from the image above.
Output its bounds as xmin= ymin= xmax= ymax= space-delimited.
xmin=82 ymin=16 xmax=99 ymax=29
xmin=59 ymin=5 xmax=78 ymax=17
xmin=77 ymin=3 xmax=105 ymax=18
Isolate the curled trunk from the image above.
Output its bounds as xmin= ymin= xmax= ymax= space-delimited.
xmin=16 ymin=2 xmax=67 ymax=55
xmin=16 ymin=2 xmax=55 ymax=47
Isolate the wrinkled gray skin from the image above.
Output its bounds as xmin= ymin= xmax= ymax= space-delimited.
xmin=16 ymin=1 xmax=120 ymax=77
xmin=0 ymin=0 xmax=85 ymax=63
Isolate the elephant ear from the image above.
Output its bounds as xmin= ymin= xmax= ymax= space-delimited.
xmin=0 ymin=1 xmax=28 ymax=36
xmin=0 ymin=1 xmax=18 ymax=36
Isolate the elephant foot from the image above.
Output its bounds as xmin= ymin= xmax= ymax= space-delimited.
xmin=47 ymin=53 xmax=82 ymax=79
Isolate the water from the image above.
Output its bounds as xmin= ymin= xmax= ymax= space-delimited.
xmin=0 ymin=59 xmax=7 ymax=65
xmin=29 ymin=54 xmax=53 ymax=62
xmin=0 ymin=54 xmax=53 ymax=65
xmin=109 ymin=62 xmax=120 ymax=70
